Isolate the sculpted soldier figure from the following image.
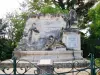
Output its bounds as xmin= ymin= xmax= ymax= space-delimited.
xmin=63 ymin=8 xmax=77 ymax=29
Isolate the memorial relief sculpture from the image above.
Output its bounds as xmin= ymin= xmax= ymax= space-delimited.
xmin=15 ymin=15 xmax=65 ymax=51
xmin=14 ymin=9 xmax=83 ymax=63
xmin=15 ymin=9 xmax=78 ymax=51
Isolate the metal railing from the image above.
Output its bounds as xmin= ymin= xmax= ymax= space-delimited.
xmin=0 ymin=53 xmax=100 ymax=75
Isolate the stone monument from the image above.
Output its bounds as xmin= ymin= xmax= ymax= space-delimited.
xmin=13 ymin=9 xmax=84 ymax=67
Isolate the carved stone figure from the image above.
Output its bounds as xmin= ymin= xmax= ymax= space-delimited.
xmin=63 ymin=9 xmax=77 ymax=29
xmin=28 ymin=23 xmax=39 ymax=44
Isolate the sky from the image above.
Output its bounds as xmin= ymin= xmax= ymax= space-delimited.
xmin=0 ymin=0 xmax=24 ymax=18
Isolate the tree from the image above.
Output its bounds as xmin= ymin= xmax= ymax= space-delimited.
xmin=10 ymin=12 xmax=28 ymax=44
xmin=0 ymin=19 xmax=15 ymax=60
xmin=87 ymin=2 xmax=100 ymax=57
xmin=0 ymin=38 xmax=14 ymax=60
xmin=0 ymin=19 xmax=8 ymax=38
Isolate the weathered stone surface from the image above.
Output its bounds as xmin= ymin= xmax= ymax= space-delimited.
xmin=13 ymin=50 xmax=83 ymax=62
xmin=1 ymin=59 xmax=90 ymax=68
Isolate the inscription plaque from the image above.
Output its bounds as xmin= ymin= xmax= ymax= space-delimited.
xmin=62 ymin=32 xmax=81 ymax=50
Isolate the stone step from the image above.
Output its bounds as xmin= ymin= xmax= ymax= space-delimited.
xmin=13 ymin=50 xmax=83 ymax=62
xmin=0 ymin=59 xmax=90 ymax=68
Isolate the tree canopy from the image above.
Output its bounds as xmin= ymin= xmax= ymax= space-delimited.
xmin=88 ymin=2 xmax=100 ymax=55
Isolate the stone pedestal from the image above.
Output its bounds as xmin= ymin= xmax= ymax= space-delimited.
xmin=62 ymin=30 xmax=81 ymax=50
xmin=13 ymin=50 xmax=83 ymax=62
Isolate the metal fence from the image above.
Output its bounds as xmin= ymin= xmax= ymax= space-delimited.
xmin=0 ymin=53 xmax=100 ymax=75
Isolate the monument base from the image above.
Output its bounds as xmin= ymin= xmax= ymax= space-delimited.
xmin=1 ymin=59 xmax=89 ymax=68
xmin=1 ymin=50 xmax=89 ymax=68
xmin=13 ymin=50 xmax=83 ymax=62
